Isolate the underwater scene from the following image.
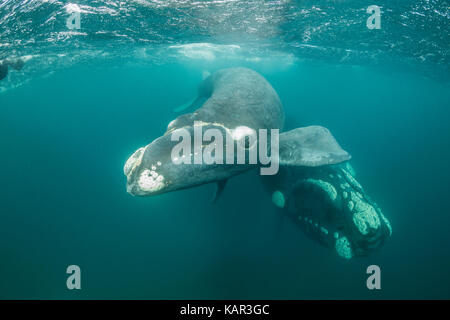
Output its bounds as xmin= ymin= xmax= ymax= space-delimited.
xmin=0 ymin=0 xmax=449 ymax=300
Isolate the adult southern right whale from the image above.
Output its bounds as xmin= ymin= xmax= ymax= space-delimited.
xmin=124 ymin=67 xmax=351 ymax=197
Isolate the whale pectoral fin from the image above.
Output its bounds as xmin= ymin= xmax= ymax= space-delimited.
xmin=212 ymin=179 xmax=228 ymax=203
xmin=173 ymin=96 xmax=206 ymax=113
xmin=278 ymin=126 xmax=351 ymax=167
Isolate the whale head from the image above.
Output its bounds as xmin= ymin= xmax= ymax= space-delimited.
xmin=124 ymin=124 xmax=253 ymax=197
xmin=273 ymin=163 xmax=392 ymax=259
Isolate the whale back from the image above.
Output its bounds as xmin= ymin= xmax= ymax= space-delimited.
xmin=166 ymin=67 xmax=284 ymax=134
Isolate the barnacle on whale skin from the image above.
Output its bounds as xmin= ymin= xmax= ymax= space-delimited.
xmin=351 ymin=191 xmax=381 ymax=235
xmin=305 ymin=178 xmax=337 ymax=201
xmin=335 ymin=236 xmax=354 ymax=260
xmin=138 ymin=169 xmax=165 ymax=192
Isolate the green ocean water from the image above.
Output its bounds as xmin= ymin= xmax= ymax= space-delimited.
xmin=1 ymin=0 xmax=450 ymax=299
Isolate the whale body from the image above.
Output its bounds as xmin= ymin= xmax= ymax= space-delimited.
xmin=124 ymin=67 xmax=350 ymax=197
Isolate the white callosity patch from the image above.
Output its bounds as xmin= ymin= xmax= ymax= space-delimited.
xmin=348 ymin=200 xmax=354 ymax=211
xmin=351 ymin=191 xmax=380 ymax=235
xmin=340 ymin=182 xmax=350 ymax=190
xmin=335 ymin=236 xmax=354 ymax=259
xmin=124 ymin=147 xmax=145 ymax=177
xmin=299 ymin=215 xmax=329 ymax=236
xmin=341 ymin=167 xmax=363 ymax=191
xmin=271 ymin=190 xmax=285 ymax=208
xmin=138 ymin=169 xmax=165 ymax=192
xmin=380 ymin=212 xmax=392 ymax=236
xmin=345 ymin=162 xmax=356 ymax=177
xmin=305 ymin=179 xmax=337 ymax=201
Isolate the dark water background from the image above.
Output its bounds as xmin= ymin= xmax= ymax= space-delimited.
xmin=1 ymin=0 xmax=450 ymax=299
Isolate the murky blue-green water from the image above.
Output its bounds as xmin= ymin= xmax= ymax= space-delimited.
xmin=0 ymin=0 xmax=449 ymax=299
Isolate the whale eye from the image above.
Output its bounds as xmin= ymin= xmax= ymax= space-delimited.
xmin=232 ymin=126 xmax=257 ymax=150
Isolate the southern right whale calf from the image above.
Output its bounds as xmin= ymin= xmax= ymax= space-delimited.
xmin=264 ymin=162 xmax=392 ymax=259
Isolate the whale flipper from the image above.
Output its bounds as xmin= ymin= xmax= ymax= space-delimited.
xmin=278 ymin=126 xmax=351 ymax=167
xmin=173 ymin=73 xmax=214 ymax=113
xmin=212 ymin=179 xmax=228 ymax=203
